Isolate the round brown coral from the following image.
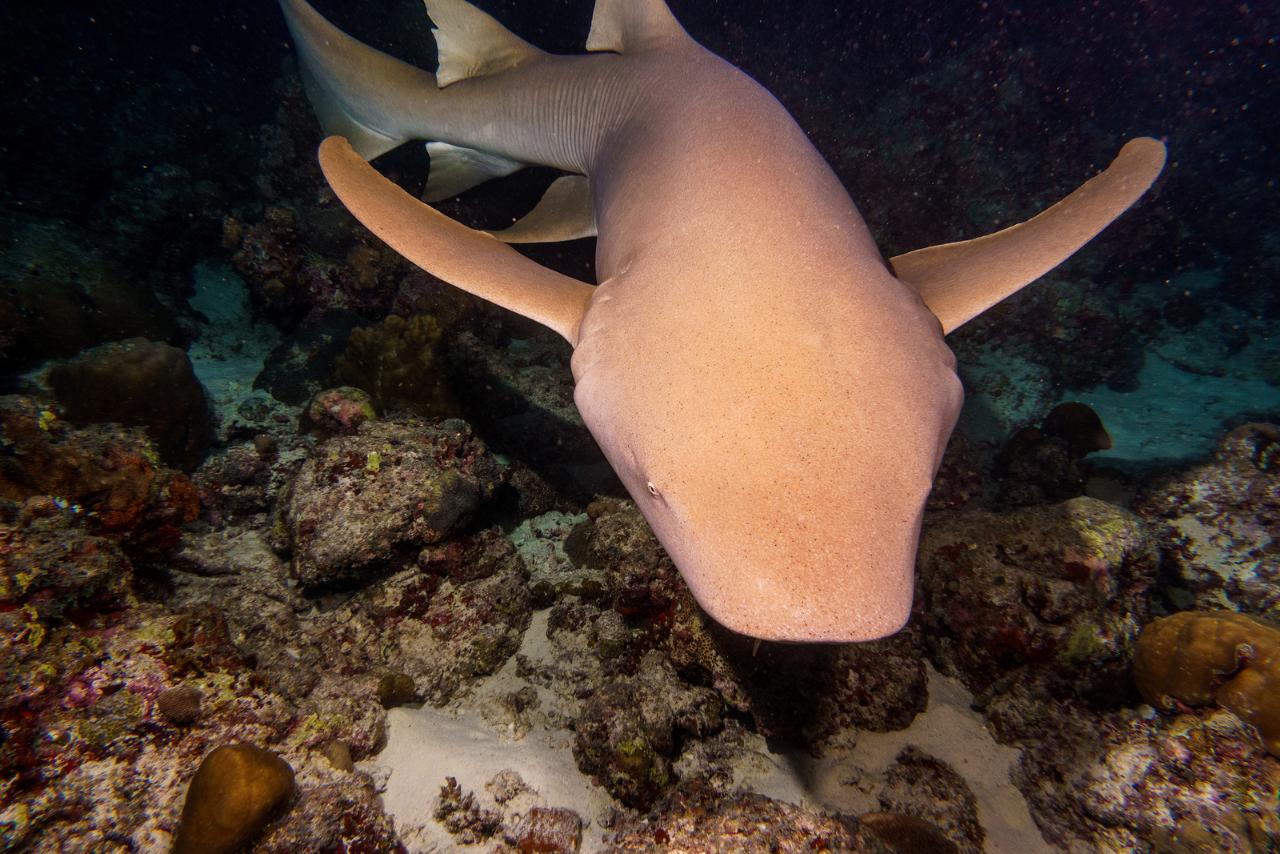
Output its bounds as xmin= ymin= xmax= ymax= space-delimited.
xmin=1133 ymin=610 xmax=1280 ymax=756
xmin=332 ymin=314 xmax=460 ymax=418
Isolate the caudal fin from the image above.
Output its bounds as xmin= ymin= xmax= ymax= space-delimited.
xmin=278 ymin=0 xmax=435 ymax=160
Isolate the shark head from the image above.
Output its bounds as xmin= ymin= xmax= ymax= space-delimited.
xmin=572 ymin=264 xmax=964 ymax=643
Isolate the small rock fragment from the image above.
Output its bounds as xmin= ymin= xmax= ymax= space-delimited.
xmin=514 ymin=806 xmax=583 ymax=853
xmin=435 ymin=776 xmax=501 ymax=844
xmin=861 ymin=812 xmax=960 ymax=854
xmin=377 ymin=672 xmax=418 ymax=708
xmin=157 ymin=683 xmax=203 ymax=725
xmin=487 ymin=769 xmax=530 ymax=804
xmin=323 ymin=739 xmax=355 ymax=772
xmin=174 ymin=743 xmax=295 ymax=854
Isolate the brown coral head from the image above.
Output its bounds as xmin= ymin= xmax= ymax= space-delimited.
xmin=1042 ymin=402 xmax=1112 ymax=457
xmin=1133 ymin=610 xmax=1280 ymax=757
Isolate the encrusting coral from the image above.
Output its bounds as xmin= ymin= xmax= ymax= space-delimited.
xmin=1133 ymin=610 xmax=1280 ymax=756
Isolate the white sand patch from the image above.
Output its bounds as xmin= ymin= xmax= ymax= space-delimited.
xmin=370 ymin=630 xmax=1049 ymax=853
xmin=368 ymin=709 xmax=617 ymax=853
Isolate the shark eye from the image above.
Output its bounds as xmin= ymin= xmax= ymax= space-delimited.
xmin=646 ymin=481 xmax=660 ymax=498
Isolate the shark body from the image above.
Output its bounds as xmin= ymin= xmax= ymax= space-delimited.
xmin=279 ymin=0 xmax=1166 ymax=641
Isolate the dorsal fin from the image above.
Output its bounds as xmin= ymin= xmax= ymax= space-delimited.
xmin=422 ymin=142 xmax=524 ymax=201
xmin=425 ymin=0 xmax=544 ymax=87
xmin=318 ymin=136 xmax=593 ymax=345
xmin=586 ymin=0 xmax=694 ymax=53
xmin=890 ymin=137 xmax=1166 ymax=334
xmin=488 ymin=175 xmax=597 ymax=244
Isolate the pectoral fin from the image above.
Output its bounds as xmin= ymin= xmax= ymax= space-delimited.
xmin=488 ymin=176 xmax=597 ymax=243
xmin=891 ymin=137 xmax=1167 ymax=334
xmin=318 ymin=136 xmax=594 ymax=345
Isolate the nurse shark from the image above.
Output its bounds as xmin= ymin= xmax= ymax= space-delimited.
xmin=278 ymin=0 xmax=1166 ymax=641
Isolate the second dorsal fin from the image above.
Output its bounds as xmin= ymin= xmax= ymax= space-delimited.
xmin=425 ymin=0 xmax=544 ymax=87
xmin=586 ymin=0 xmax=694 ymax=53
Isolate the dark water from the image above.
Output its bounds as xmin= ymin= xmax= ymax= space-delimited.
xmin=1 ymin=1 xmax=1277 ymax=851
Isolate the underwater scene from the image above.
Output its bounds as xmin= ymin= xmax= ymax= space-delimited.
xmin=1 ymin=0 xmax=1276 ymax=851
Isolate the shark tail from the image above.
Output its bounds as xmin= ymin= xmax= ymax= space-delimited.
xmin=281 ymin=0 xmax=556 ymax=199
xmin=277 ymin=0 xmax=435 ymax=160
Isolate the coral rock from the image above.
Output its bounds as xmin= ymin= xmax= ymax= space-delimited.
xmin=0 ymin=221 xmax=178 ymax=373
xmin=1135 ymin=423 xmax=1280 ymax=619
xmin=513 ymin=806 xmax=583 ymax=853
xmin=604 ymin=782 xmax=892 ymax=853
xmin=860 ymin=812 xmax=960 ymax=854
xmin=157 ymin=683 xmax=203 ymax=725
xmin=284 ymin=417 xmax=502 ymax=588
xmin=302 ymin=386 xmax=376 ymax=435
xmin=1133 ymin=610 xmax=1280 ymax=756
xmin=0 ymin=396 xmax=200 ymax=555
xmin=174 ymin=743 xmax=296 ymax=854
xmin=572 ymin=651 xmax=722 ymax=808
xmin=917 ymin=496 xmax=1158 ymax=698
xmin=333 ymin=313 xmax=460 ymax=418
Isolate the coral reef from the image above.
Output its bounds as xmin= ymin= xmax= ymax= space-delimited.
xmin=301 ymin=386 xmax=377 ymax=436
xmin=916 ymin=496 xmax=1158 ymax=700
xmin=46 ymin=337 xmax=213 ymax=471
xmin=994 ymin=402 xmax=1112 ymax=508
xmin=874 ymin=747 xmax=983 ymax=854
xmin=446 ymin=330 xmax=616 ymax=502
xmin=1133 ymin=610 xmax=1279 ymax=756
xmin=0 ymin=221 xmax=180 ymax=374
xmin=603 ymin=782 xmax=893 ymax=853
xmin=254 ymin=310 xmax=363 ymax=406
xmin=572 ymin=651 xmax=723 ymax=808
xmin=2 ymin=0 xmax=1277 ymax=849
xmin=1136 ymin=423 xmax=1279 ymax=619
xmin=999 ymin=687 xmax=1280 ymax=852
xmin=0 ymin=395 xmax=200 ymax=556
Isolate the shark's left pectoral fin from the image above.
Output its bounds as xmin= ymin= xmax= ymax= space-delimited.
xmin=891 ymin=137 xmax=1167 ymax=334
xmin=488 ymin=175 xmax=597 ymax=244
xmin=319 ymin=136 xmax=594 ymax=345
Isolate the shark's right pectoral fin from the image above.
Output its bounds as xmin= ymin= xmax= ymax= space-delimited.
xmin=891 ymin=137 xmax=1167 ymax=334
xmin=319 ymin=136 xmax=594 ymax=345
